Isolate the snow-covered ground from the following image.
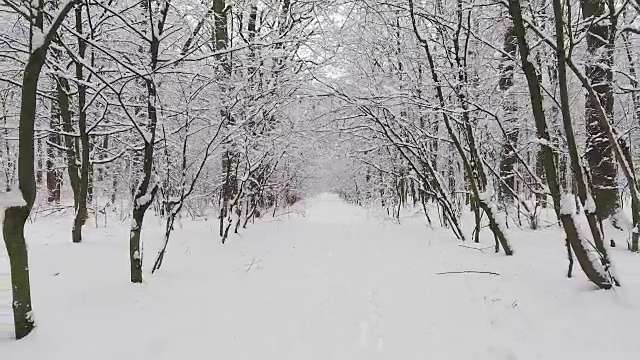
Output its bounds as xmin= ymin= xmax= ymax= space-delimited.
xmin=2 ymin=193 xmax=640 ymax=359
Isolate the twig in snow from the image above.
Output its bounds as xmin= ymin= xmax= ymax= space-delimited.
xmin=458 ymin=244 xmax=495 ymax=252
xmin=436 ymin=271 xmax=500 ymax=276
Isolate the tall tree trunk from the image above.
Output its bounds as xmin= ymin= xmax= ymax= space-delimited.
xmin=1 ymin=96 xmax=13 ymax=191
xmin=3 ymin=49 xmax=41 ymax=338
xmin=508 ymin=0 xmax=612 ymax=289
xmin=72 ymin=5 xmax=89 ymax=243
xmin=129 ymin=0 xmax=170 ymax=283
xmin=46 ymin=102 xmax=61 ymax=203
xmin=581 ymin=0 xmax=619 ymax=220
xmin=498 ymin=26 xmax=519 ymax=203
xmin=57 ymin=76 xmax=80 ymax=209
xmin=214 ymin=0 xmax=239 ymax=240
xmin=36 ymin=137 xmax=43 ymax=186
xmin=2 ymin=0 xmax=77 ymax=339
xmin=621 ymin=31 xmax=640 ymax=252
xmin=622 ymin=32 xmax=640 ymax=128
xmin=552 ymin=0 xmax=616 ymax=278
xmin=409 ymin=0 xmax=512 ymax=254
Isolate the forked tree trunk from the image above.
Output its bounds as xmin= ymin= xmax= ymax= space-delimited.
xmin=129 ymin=0 xmax=170 ymax=283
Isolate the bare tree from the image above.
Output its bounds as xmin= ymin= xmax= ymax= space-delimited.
xmin=507 ymin=0 xmax=612 ymax=289
xmin=1 ymin=0 xmax=78 ymax=339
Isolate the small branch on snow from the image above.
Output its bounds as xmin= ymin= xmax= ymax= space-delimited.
xmin=458 ymin=244 xmax=495 ymax=252
xmin=436 ymin=271 xmax=500 ymax=276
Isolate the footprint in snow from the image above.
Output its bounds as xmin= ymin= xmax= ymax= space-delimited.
xmin=359 ymin=290 xmax=385 ymax=351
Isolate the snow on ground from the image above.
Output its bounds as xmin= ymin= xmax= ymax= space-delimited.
xmin=0 ymin=244 xmax=10 ymax=339
xmin=2 ymin=193 xmax=640 ymax=359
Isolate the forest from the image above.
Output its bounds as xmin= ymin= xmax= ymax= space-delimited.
xmin=1 ymin=0 xmax=640 ymax=358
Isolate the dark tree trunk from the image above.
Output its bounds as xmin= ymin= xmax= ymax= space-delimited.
xmin=1 ymin=109 xmax=13 ymax=191
xmin=36 ymin=138 xmax=43 ymax=186
xmin=214 ymin=0 xmax=240 ymax=240
xmin=57 ymin=77 xmax=81 ymax=209
xmin=508 ymin=0 xmax=612 ymax=289
xmin=409 ymin=0 xmax=512 ymax=254
xmin=3 ymin=54 xmax=40 ymax=328
xmin=2 ymin=0 xmax=77 ymax=339
xmin=498 ymin=26 xmax=519 ymax=202
xmin=46 ymin=102 xmax=61 ymax=203
xmin=72 ymin=5 xmax=89 ymax=243
xmin=581 ymin=0 xmax=619 ymax=220
xmin=552 ymin=0 xmax=616 ymax=276
xmin=621 ymin=32 xmax=640 ymax=252
xmin=129 ymin=0 xmax=170 ymax=283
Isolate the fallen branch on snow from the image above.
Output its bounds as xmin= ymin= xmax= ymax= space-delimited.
xmin=458 ymin=244 xmax=495 ymax=252
xmin=436 ymin=271 xmax=500 ymax=276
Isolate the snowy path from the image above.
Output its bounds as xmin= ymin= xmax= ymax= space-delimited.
xmin=2 ymin=193 xmax=640 ymax=359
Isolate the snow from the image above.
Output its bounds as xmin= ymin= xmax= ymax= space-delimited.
xmin=572 ymin=211 xmax=609 ymax=279
xmin=135 ymin=192 xmax=153 ymax=208
xmin=584 ymin=194 xmax=597 ymax=214
xmin=0 ymin=266 xmax=9 ymax=337
xmin=630 ymin=18 xmax=640 ymax=32
xmin=477 ymin=187 xmax=492 ymax=202
xmin=2 ymin=193 xmax=640 ymax=359
xmin=558 ymin=194 xmax=609 ymax=280
xmin=533 ymin=138 xmax=552 ymax=147
xmin=31 ymin=30 xmax=44 ymax=52
xmin=0 ymin=190 xmax=27 ymax=208
xmin=478 ymin=186 xmax=513 ymax=252
xmin=560 ymin=193 xmax=574 ymax=215
xmin=611 ymin=208 xmax=633 ymax=232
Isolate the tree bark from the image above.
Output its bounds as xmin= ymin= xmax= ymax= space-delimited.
xmin=2 ymin=0 xmax=77 ymax=339
xmin=214 ymin=0 xmax=239 ymax=240
xmin=498 ymin=26 xmax=519 ymax=203
xmin=409 ymin=0 xmax=512 ymax=254
xmin=552 ymin=0 xmax=616 ymax=276
xmin=46 ymin=96 xmax=61 ymax=203
xmin=129 ymin=0 xmax=170 ymax=283
xmin=72 ymin=5 xmax=89 ymax=243
xmin=57 ymin=77 xmax=81 ymax=209
xmin=508 ymin=0 xmax=611 ymax=289
xmin=581 ymin=0 xmax=619 ymax=220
